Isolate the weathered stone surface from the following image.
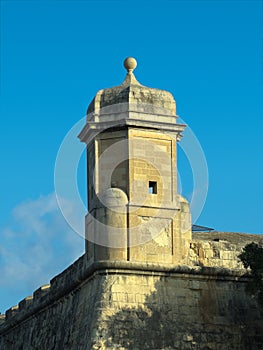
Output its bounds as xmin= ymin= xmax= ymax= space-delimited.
xmin=79 ymin=58 xmax=191 ymax=267
xmin=189 ymin=231 xmax=263 ymax=269
xmin=87 ymin=70 xmax=176 ymax=116
xmin=0 ymin=258 xmax=262 ymax=350
xmin=83 ymin=126 xmax=192 ymax=265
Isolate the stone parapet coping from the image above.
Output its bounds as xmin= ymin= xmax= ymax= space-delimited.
xmin=0 ymin=255 xmax=250 ymax=334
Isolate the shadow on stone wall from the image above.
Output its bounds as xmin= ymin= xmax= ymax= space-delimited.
xmin=104 ymin=278 xmax=263 ymax=350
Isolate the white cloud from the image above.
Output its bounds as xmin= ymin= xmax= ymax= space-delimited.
xmin=0 ymin=193 xmax=85 ymax=312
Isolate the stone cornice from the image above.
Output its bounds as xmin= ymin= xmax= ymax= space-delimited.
xmin=78 ymin=117 xmax=185 ymax=144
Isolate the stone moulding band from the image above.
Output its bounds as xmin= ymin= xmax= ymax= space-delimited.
xmin=0 ymin=256 xmax=250 ymax=334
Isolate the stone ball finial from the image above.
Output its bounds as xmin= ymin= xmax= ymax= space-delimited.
xmin=124 ymin=57 xmax=137 ymax=73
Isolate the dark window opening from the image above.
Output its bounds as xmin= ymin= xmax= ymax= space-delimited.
xmin=149 ymin=181 xmax=157 ymax=194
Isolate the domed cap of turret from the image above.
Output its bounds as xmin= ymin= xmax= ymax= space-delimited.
xmin=79 ymin=57 xmax=186 ymax=144
xmin=87 ymin=57 xmax=176 ymax=116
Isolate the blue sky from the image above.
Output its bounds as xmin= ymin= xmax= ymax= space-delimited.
xmin=0 ymin=0 xmax=262 ymax=312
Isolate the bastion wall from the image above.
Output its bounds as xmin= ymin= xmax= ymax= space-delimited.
xmin=0 ymin=232 xmax=262 ymax=350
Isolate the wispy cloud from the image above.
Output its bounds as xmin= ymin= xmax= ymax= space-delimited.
xmin=0 ymin=193 xmax=84 ymax=313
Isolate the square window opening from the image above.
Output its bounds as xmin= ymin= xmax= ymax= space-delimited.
xmin=149 ymin=181 xmax=157 ymax=194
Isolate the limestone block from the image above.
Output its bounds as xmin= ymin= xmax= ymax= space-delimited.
xmin=0 ymin=314 xmax=5 ymax=324
xmin=33 ymin=284 xmax=51 ymax=300
xmin=5 ymin=305 xmax=18 ymax=320
xmin=18 ymin=295 xmax=33 ymax=310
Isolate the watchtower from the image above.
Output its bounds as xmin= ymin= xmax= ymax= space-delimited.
xmin=1 ymin=58 xmax=262 ymax=350
xmin=78 ymin=57 xmax=191 ymax=264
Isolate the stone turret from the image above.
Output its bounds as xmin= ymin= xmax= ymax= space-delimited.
xmin=78 ymin=57 xmax=192 ymax=264
xmin=1 ymin=57 xmax=262 ymax=350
